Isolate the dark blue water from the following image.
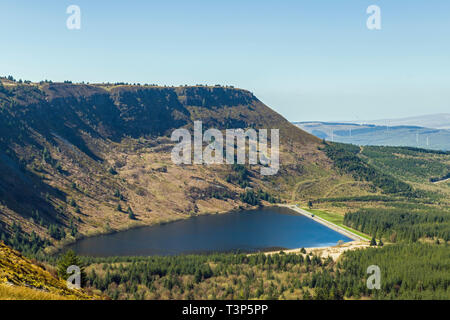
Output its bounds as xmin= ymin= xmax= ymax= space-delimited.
xmin=67 ymin=207 xmax=351 ymax=256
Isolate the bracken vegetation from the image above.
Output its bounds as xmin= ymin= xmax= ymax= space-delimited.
xmin=0 ymin=241 xmax=95 ymax=300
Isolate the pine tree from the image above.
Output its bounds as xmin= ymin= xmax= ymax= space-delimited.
xmin=127 ymin=206 xmax=135 ymax=220
xmin=370 ymin=236 xmax=377 ymax=246
xmin=57 ymin=250 xmax=87 ymax=286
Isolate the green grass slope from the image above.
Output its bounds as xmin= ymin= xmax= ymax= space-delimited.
xmin=0 ymin=241 xmax=94 ymax=299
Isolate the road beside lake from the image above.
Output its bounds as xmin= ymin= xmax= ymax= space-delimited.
xmin=278 ymin=204 xmax=368 ymax=242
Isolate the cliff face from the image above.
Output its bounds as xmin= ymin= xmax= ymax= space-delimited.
xmin=1 ymin=83 xmax=316 ymax=143
xmin=0 ymin=81 xmax=368 ymax=252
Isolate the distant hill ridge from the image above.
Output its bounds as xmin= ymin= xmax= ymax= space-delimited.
xmin=346 ymin=113 xmax=450 ymax=130
xmin=295 ymin=121 xmax=450 ymax=151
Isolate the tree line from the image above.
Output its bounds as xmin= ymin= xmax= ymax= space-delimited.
xmin=78 ymin=241 xmax=449 ymax=300
xmin=344 ymin=207 xmax=450 ymax=242
xmin=323 ymin=142 xmax=414 ymax=195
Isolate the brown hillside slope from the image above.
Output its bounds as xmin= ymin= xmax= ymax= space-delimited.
xmin=0 ymin=81 xmax=375 ymax=250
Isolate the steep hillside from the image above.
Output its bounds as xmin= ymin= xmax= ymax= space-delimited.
xmin=0 ymin=80 xmax=380 ymax=254
xmin=0 ymin=241 xmax=93 ymax=299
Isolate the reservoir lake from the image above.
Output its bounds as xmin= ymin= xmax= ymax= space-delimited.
xmin=67 ymin=206 xmax=352 ymax=256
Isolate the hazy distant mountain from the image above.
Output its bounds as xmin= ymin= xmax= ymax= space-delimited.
xmin=349 ymin=114 xmax=450 ymax=130
xmin=294 ymin=121 xmax=450 ymax=151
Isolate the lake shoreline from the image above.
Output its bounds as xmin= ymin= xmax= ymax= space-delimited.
xmin=59 ymin=203 xmax=363 ymax=257
xmin=262 ymin=240 xmax=369 ymax=261
xmin=276 ymin=204 xmax=368 ymax=242
xmin=54 ymin=203 xmax=261 ymax=254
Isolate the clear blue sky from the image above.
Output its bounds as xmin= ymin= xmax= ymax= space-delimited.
xmin=1 ymin=0 xmax=449 ymax=121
